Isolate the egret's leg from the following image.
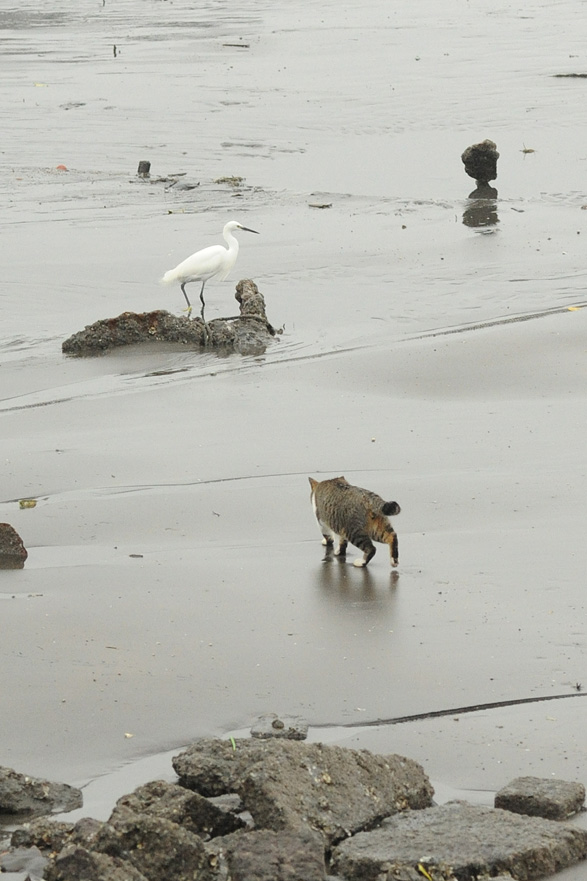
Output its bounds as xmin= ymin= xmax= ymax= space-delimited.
xmin=180 ymin=283 xmax=192 ymax=317
xmin=199 ymin=281 xmax=206 ymax=322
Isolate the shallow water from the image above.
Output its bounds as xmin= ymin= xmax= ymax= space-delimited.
xmin=1 ymin=0 xmax=586 ymax=836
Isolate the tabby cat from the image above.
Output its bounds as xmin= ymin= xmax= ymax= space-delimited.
xmin=308 ymin=476 xmax=400 ymax=568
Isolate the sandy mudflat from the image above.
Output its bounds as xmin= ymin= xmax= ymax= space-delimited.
xmin=1 ymin=1 xmax=586 ymax=859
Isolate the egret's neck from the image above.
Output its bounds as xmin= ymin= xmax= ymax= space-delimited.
xmin=223 ymin=228 xmax=239 ymax=253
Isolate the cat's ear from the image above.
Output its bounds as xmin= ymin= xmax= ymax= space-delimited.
xmin=308 ymin=477 xmax=318 ymax=491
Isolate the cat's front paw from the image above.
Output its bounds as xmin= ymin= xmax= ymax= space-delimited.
xmin=352 ymin=558 xmax=366 ymax=568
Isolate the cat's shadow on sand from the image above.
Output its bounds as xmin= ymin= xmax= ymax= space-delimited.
xmin=316 ymin=548 xmax=400 ymax=597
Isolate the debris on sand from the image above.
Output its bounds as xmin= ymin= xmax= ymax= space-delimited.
xmin=61 ymin=280 xmax=278 ymax=357
xmin=461 ymin=139 xmax=499 ymax=183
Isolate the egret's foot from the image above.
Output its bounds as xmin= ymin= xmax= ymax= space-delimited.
xmin=183 ymin=306 xmax=193 ymax=319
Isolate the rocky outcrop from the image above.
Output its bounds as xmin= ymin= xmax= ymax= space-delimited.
xmin=4 ymin=739 xmax=587 ymax=881
xmin=61 ymin=280 xmax=277 ymax=356
xmin=172 ymin=738 xmax=434 ymax=846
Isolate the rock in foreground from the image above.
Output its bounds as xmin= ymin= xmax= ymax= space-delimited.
xmin=172 ymin=737 xmax=434 ymax=846
xmin=331 ymin=802 xmax=587 ymax=881
xmin=62 ymin=280 xmax=277 ymax=356
xmin=5 ymin=741 xmax=587 ymax=881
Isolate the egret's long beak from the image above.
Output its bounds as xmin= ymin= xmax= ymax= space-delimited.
xmin=239 ymin=226 xmax=259 ymax=234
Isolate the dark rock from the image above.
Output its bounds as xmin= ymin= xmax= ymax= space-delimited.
xmin=62 ymin=309 xmax=205 ymax=354
xmin=250 ymin=713 xmax=309 ymax=741
xmin=461 ymin=139 xmax=499 ymax=183
xmin=0 ymin=523 xmax=28 ymax=570
xmin=45 ymin=845 xmax=148 ymax=881
xmin=137 ymin=160 xmax=151 ymax=177
xmin=93 ymin=806 xmax=218 ymax=881
xmin=61 ymin=280 xmax=277 ymax=356
xmin=0 ymin=845 xmax=48 ymax=878
xmin=10 ymin=818 xmax=73 ymax=852
xmin=173 ymin=738 xmax=434 ymax=846
xmin=69 ymin=816 xmax=105 ymax=847
xmin=331 ymin=801 xmax=587 ymax=881
xmin=224 ymin=828 xmax=327 ymax=881
xmin=495 ymin=775 xmax=586 ymax=820
xmin=0 ymin=767 xmax=82 ymax=818
xmin=112 ymin=779 xmax=246 ymax=838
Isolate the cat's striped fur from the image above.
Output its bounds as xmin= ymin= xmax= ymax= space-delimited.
xmin=309 ymin=476 xmax=400 ymax=568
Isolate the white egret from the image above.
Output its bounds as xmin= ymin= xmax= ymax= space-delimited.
xmin=161 ymin=220 xmax=259 ymax=320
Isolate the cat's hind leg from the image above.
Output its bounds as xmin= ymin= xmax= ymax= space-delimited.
xmin=369 ymin=513 xmax=399 ymax=568
xmin=388 ymin=531 xmax=399 ymax=567
xmin=352 ymin=538 xmax=376 ymax=568
xmin=333 ymin=537 xmax=348 ymax=557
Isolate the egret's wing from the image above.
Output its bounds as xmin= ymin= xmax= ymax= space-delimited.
xmin=171 ymin=245 xmax=227 ymax=283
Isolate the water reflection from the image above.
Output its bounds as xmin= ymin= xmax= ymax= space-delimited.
xmin=463 ymin=183 xmax=499 ymax=230
xmin=315 ymin=549 xmax=400 ymax=603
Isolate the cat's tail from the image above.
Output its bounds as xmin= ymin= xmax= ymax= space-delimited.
xmin=382 ymin=501 xmax=401 ymax=516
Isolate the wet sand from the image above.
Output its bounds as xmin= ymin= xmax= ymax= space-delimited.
xmin=1 ymin=0 xmax=587 ymax=859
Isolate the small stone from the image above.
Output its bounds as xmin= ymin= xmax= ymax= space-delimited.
xmin=251 ymin=714 xmax=308 ymax=740
xmin=495 ymin=775 xmax=586 ymax=820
